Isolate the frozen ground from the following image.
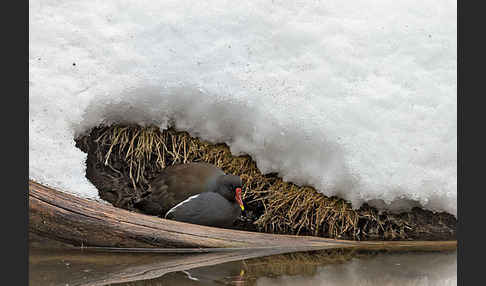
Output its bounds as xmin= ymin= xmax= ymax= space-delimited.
xmin=29 ymin=0 xmax=456 ymax=215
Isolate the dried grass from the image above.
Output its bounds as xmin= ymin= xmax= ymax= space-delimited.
xmin=78 ymin=124 xmax=455 ymax=241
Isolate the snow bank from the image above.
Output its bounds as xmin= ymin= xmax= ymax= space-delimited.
xmin=29 ymin=0 xmax=457 ymax=215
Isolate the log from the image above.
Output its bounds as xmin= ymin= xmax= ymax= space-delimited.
xmin=29 ymin=180 xmax=456 ymax=252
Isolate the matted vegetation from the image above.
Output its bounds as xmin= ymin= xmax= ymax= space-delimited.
xmin=75 ymin=124 xmax=456 ymax=241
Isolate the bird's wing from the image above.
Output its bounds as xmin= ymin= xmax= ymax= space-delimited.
xmin=154 ymin=163 xmax=225 ymax=200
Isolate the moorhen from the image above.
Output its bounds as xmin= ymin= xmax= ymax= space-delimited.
xmin=134 ymin=162 xmax=244 ymax=227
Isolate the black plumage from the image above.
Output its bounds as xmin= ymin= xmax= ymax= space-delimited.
xmin=134 ymin=162 xmax=244 ymax=227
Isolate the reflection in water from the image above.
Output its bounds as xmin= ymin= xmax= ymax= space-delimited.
xmin=29 ymin=236 xmax=456 ymax=286
xmin=253 ymin=251 xmax=457 ymax=286
xmin=30 ymin=248 xmax=456 ymax=286
xmin=139 ymin=250 xmax=456 ymax=286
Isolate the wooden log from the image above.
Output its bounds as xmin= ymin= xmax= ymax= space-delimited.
xmin=29 ymin=180 xmax=456 ymax=252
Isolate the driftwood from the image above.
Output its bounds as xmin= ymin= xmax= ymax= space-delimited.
xmin=29 ymin=180 xmax=456 ymax=252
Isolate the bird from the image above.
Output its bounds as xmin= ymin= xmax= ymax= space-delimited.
xmin=134 ymin=162 xmax=244 ymax=227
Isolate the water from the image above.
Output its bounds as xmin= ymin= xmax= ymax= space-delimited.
xmin=29 ymin=243 xmax=456 ymax=286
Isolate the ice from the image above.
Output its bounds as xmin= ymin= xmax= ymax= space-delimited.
xmin=29 ymin=0 xmax=456 ymax=215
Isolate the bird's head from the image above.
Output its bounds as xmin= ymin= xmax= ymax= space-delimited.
xmin=215 ymin=175 xmax=244 ymax=211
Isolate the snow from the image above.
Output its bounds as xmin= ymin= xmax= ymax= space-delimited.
xmin=29 ymin=0 xmax=457 ymax=215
